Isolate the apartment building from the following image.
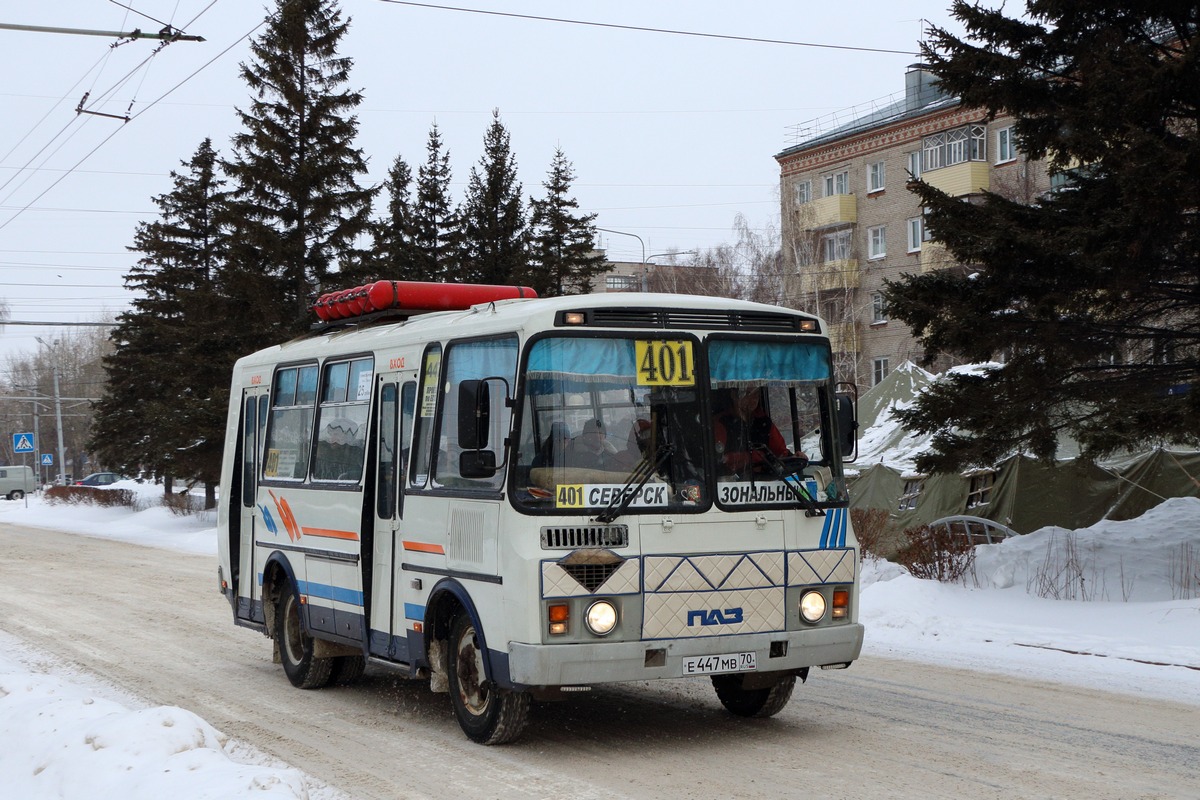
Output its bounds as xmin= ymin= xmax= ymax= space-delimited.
xmin=775 ymin=65 xmax=1051 ymax=392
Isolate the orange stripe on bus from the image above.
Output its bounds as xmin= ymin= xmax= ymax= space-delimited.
xmin=301 ymin=527 xmax=360 ymax=541
xmin=402 ymin=541 xmax=445 ymax=554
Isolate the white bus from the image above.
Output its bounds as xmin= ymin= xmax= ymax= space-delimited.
xmin=217 ymin=281 xmax=863 ymax=744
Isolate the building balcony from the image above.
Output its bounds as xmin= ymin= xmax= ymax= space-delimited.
xmin=799 ymin=258 xmax=860 ymax=293
xmin=923 ymin=161 xmax=990 ymax=197
xmin=919 ymin=242 xmax=956 ymax=272
xmin=827 ymin=322 xmax=860 ymax=354
xmin=802 ymin=193 xmax=857 ymax=229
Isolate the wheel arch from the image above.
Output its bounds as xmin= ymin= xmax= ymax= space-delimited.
xmin=260 ymin=551 xmax=300 ymax=639
xmin=423 ymin=578 xmax=497 ymax=682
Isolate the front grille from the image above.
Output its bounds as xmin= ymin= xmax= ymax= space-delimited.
xmin=567 ymin=307 xmax=818 ymax=333
xmin=541 ymin=524 xmax=629 ymax=549
xmin=560 ymin=562 xmax=623 ymax=593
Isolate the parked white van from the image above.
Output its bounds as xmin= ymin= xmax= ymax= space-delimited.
xmin=0 ymin=465 xmax=35 ymax=500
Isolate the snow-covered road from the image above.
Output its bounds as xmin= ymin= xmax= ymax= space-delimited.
xmin=1 ymin=519 xmax=1197 ymax=799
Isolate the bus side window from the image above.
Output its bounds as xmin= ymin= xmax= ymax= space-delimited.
xmin=263 ymin=364 xmax=318 ymax=481
xmin=409 ymin=345 xmax=441 ymax=488
xmin=377 ymin=383 xmax=399 ymax=519
xmin=433 ymin=336 xmax=518 ymax=491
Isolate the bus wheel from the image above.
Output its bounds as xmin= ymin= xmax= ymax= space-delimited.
xmin=276 ymin=586 xmax=334 ymax=689
xmin=329 ymin=655 xmax=367 ymax=686
xmin=711 ymin=673 xmax=796 ymax=718
xmin=447 ymin=613 xmax=530 ymax=745
xmin=8 ymin=490 xmax=24 ymax=501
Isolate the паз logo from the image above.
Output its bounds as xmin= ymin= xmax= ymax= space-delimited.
xmin=687 ymin=607 xmax=744 ymax=626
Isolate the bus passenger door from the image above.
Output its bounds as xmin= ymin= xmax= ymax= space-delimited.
xmin=235 ymin=387 xmax=270 ymax=623
xmin=370 ymin=372 xmax=417 ymax=661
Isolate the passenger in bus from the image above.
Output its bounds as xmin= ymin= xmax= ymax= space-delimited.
xmin=612 ymin=418 xmax=651 ymax=469
xmin=712 ymin=387 xmax=801 ymax=477
xmin=564 ymin=418 xmax=620 ymax=471
xmin=531 ymin=421 xmax=572 ymax=469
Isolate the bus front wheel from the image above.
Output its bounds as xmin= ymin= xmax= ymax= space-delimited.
xmin=447 ymin=613 xmax=530 ymax=745
xmin=276 ymin=585 xmax=334 ymax=689
xmin=711 ymin=672 xmax=796 ymax=718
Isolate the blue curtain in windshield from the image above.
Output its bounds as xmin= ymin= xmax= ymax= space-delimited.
xmin=708 ymin=340 xmax=830 ymax=386
xmin=527 ymin=338 xmax=636 ymax=383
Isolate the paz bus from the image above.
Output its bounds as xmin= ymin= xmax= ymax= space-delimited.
xmin=216 ymin=281 xmax=864 ymax=744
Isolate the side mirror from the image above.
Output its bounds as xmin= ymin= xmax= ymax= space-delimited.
xmin=458 ymin=379 xmax=491 ymax=450
xmin=835 ymin=383 xmax=858 ymax=463
xmin=460 ymin=450 xmax=497 ymax=478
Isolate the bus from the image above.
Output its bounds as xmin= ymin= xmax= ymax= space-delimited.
xmin=217 ymin=281 xmax=864 ymax=744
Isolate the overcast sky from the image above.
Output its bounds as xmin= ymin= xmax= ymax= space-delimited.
xmin=0 ymin=0 xmax=964 ymax=363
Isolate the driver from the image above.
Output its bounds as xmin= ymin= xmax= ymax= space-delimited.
xmin=713 ymin=387 xmax=802 ymax=476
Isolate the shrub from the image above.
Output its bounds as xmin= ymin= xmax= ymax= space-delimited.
xmin=894 ymin=523 xmax=976 ymax=584
xmin=43 ymin=486 xmax=136 ymax=508
xmin=849 ymin=507 xmax=895 ymax=561
xmin=161 ymin=491 xmax=205 ymax=516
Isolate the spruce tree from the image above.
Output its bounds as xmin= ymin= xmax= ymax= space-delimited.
xmin=368 ymin=153 xmax=418 ymax=282
xmin=527 ymin=147 xmax=607 ymax=296
xmin=884 ymin=1 xmax=1200 ymax=471
xmin=221 ymin=0 xmax=375 ymax=331
xmin=460 ymin=110 xmax=528 ymax=285
xmin=90 ymin=139 xmax=228 ymax=506
xmin=411 ymin=122 xmax=459 ymax=282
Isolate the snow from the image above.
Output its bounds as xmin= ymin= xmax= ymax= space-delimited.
xmin=2 ymin=480 xmax=1199 ymax=798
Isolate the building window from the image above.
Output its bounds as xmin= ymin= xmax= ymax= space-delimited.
xmin=997 ymin=126 xmax=1016 ymax=163
xmin=868 ymin=161 xmax=885 ymax=193
xmin=872 ymin=357 xmax=890 ymax=386
xmin=867 ymin=225 xmax=886 ymax=260
xmin=907 ymin=217 xmax=923 ymax=252
xmin=923 ymin=124 xmax=986 ymax=171
xmin=823 ymin=170 xmax=849 ymax=197
xmin=606 ymin=275 xmax=637 ymax=291
xmin=907 ymin=151 xmax=922 ymax=180
xmin=822 ymin=229 xmax=851 ymax=262
xmin=872 ymin=292 xmax=887 ymax=324
xmin=794 ymin=180 xmax=811 ymax=205
xmin=966 ymin=471 xmax=996 ymax=509
xmin=898 ymin=478 xmax=925 ymax=511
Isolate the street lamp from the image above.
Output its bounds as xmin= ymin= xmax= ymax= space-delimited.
xmin=595 ymin=227 xmax=645 ymax=292
xmin=35 ymin=337 xmax=68 ymax=485
xmin=644 ymin=251 xmax=698 ymax=292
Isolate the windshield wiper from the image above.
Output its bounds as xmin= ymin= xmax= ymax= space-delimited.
xmin=595 ymin=443 xmax=674 ymax=524
xmin=754 ymin=446 xmax=825 ymax=517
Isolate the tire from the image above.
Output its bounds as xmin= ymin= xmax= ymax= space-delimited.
xmin=711 ymin=672 xmax=796 ymax=718
xmin=329 ymin=655 xmax=367 ymax=686
xmin=446 ymin=613 xmax=530 ymax=745
xmin=276 ymin=586 xmax=334 ymax=689
xmin=8 ymin=490 xmax=24 ymax=501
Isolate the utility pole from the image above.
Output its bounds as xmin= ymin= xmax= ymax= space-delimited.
xmin=36 ymin=337 xmax=69 ymax=484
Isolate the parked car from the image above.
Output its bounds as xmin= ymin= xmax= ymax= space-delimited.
xmin=76 ymin=472 xmax=126 ymax=487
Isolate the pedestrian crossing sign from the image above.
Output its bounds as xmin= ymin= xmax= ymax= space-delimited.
xmin=41 ymin=453 xmax=54 ymax=466
xmin=13 ymin=433 xmax=34 ymax=453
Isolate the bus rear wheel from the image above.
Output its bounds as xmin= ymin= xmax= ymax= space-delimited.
xmin=711 ymin=672 xmax=796 ymax=718
xmin=447 ymin=613 xmax=530 ymax=745
xmin=276 ymin=585 xmax=334 ymax=689
xmin=8 ymin=490 xmax=24 ymax=501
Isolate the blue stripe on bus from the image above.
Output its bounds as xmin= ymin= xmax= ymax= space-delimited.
xmin=297 ymin=580 xmax=364 ymax=606
xmin=404 ymin=603 xmax=425 ymax=621
xmin=820 ymin=513 xmax=832 ymax=549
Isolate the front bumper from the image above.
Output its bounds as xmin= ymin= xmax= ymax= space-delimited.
xmin=507 ymin=623 xmax=864 ymax=687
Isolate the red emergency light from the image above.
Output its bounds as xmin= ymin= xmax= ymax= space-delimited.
xmin=312 ymin=280 xmax=538 ymax=323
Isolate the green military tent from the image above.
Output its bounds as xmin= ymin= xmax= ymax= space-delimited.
xmin=847 ymin=363 xmax=1200 ymax=535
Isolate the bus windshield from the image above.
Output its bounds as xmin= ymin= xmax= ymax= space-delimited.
xmin=512 ymin=334 xmax=844 ymax=515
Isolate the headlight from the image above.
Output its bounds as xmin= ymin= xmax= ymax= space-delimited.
xmin=585 ymin=600 xmax=618 ymax=635
xmin=799 ymin=590 xmax=827 ymax=623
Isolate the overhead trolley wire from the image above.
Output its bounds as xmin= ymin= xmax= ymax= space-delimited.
xmin=374 ymin=0 xmax=921 ymax=56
